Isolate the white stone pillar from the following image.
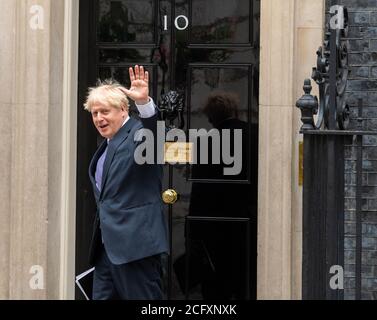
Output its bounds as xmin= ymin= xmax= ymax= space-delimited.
xmin=291 ymin=0 xmax=324 ymax=300
xmin=0 ymin=0 xmax=75 ymax=299
xmin=258 ymin=0 xmax=324 ymax=299
xmin=0 ymin=0 xmax=16 ymax=300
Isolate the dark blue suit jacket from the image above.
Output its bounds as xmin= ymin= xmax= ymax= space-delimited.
xmin=88 ymin=114 xmax=169 ymax=265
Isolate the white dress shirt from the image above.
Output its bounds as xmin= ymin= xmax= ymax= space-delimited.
xmin=135 ymin=97 xmax=157 ymax=118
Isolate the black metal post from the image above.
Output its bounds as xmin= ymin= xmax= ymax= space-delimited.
xmin=299 ymin=4 xmax=349 ymax=300
xmin=329 ymin=28 xmax=337 ymax=130
xmin=355 ymin=99 xmax=363 ymax=300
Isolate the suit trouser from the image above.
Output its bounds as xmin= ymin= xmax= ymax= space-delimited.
xmin=92 ymin=244 xmax=164 ymax=300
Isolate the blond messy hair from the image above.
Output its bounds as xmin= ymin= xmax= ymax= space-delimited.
xmin=84 ymin=79 xmax=129 ymax=112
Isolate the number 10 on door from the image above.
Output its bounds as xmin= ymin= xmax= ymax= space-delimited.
xmin=164 ymin=15 xmax=189 ymax=31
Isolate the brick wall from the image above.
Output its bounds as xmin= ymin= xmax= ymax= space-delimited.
xmin=326 ymin=0 xmax=377 ymax=300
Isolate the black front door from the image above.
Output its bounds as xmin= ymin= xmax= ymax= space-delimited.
xmin=77 ymin=0 xmax=259 ymax=300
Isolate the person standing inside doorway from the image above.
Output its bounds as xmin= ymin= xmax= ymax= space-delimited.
xmin=84 ymin=65 xmax=169 ymax=300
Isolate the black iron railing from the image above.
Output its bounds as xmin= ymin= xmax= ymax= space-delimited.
xmin=297 ymin=4 xmax=377 ymax=299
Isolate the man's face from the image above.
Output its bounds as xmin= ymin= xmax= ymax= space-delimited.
xmin=91 ymin=101 xmax=127 ymax=139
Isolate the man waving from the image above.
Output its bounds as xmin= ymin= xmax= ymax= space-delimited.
xmin=84 ymin=65 xmax=168 ymax=300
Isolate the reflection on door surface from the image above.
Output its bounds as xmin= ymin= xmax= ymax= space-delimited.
xmin=77 ymin=0 xmax=260 ymax=300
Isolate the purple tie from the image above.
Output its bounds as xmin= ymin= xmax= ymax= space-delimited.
xmin=95 ymin=145 xmax=108 ymax=191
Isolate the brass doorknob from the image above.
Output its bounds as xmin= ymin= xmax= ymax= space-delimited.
xmin=162 ymin=189 xmax=178 ymax=205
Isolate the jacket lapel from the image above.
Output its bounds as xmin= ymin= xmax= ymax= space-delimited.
xmin=99 ymin=117 xmax=137 ymax=199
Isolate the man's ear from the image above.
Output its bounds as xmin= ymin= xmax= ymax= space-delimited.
xmin=121 ymin=106 xmax=128 ymax=117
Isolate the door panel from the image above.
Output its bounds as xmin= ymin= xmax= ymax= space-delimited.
xmin=190 ymin=0 xmax=251 ymax=45
xmin=97 ymin=0 xmax=157 ymax=44
xmin=77 ymin=0 xmax=259 ymax=300
xmin=170 ymin=0 xmax=258 ymax=299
